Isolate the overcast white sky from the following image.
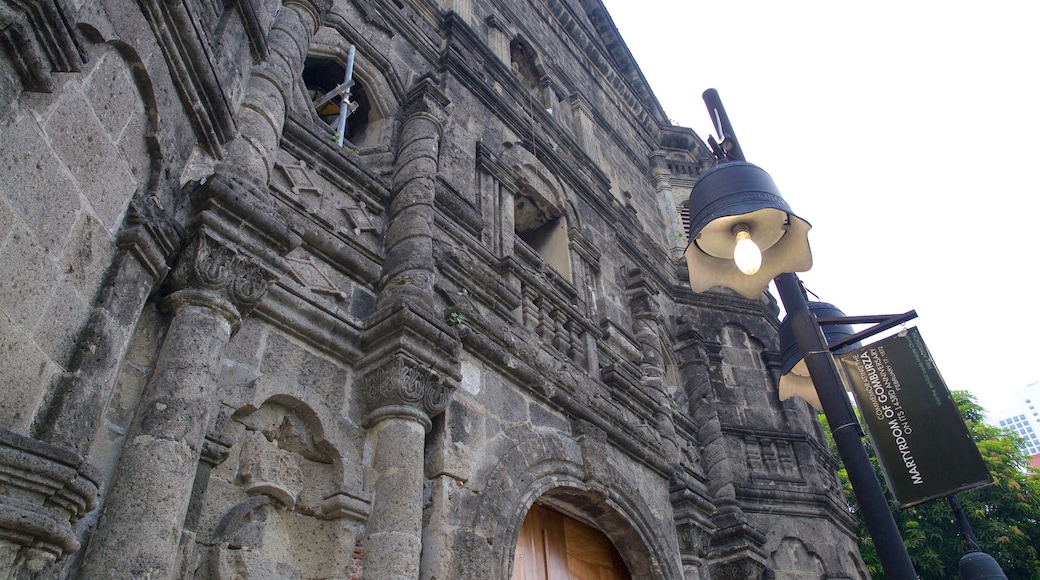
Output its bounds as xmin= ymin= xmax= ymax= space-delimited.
xmin=599 ymin=0 xmax=1040 ymax=416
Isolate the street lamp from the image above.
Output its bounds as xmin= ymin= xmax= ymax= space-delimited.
xmin=685 ymin=89 xmax=919 ymax=579
xmin=777 ymin=300 xmax=858 ymax=410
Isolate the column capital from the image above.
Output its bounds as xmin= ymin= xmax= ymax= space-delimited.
xmin=403 ymin=75 xmax=450 ymax=125
xmin=0 ymin=427 xmax=100 ymax=570
xmin=358 ymin=355 xmax=455 ymax=429
xmin=165 ymin=231 xmax=278 ymax=328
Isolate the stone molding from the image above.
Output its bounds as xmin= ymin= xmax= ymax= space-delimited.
xmin=0 ymin=0 xmax=84 ymax=92
xmin=0 ymin=427 xmax=100 ymax=568
xmin=135 ymin=0 xmax=236 ymax=156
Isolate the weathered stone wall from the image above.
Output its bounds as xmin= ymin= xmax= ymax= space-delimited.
xmin=0 ymin=0 xmax=870 ymax=578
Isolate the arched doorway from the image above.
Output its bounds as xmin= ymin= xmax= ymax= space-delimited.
xmin=512 ymin=503 xmax=631 ymax=580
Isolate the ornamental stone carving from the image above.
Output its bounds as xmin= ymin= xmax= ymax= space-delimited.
xmin=168 ymin=231 xmax=278 ymax=317
xmin=358 ymin=356 xmax=454 ymax=425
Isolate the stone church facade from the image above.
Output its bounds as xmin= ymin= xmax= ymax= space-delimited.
xmin=0 ymin=0 xmax=869 ymax=577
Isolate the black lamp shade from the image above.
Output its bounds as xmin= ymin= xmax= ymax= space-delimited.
xmin=959 ymin=551 xmax=1009 ymax=579
xmin=778 ymin=301 xmax=858 ymax=409
xmin=685 ymin=162 xmax=812 ymax=299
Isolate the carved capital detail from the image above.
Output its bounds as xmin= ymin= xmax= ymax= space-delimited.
xmin=168 ymin=232 xmax=277 ymax=316
xmin=403 ymin=75 xmax=450 ymax=124
xmin=358 ymin=356 xmax=455 ymax=425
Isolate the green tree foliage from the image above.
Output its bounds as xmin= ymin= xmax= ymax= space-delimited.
xmin=822 ymin=391 xmax=1040 ymax=579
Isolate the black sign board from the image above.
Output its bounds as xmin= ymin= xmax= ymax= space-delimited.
xmin=837 ymin=327 xmax=992 ymax=508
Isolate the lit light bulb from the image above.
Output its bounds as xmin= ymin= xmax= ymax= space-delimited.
xmin=733 ymin=226 xmax=762 ymax=275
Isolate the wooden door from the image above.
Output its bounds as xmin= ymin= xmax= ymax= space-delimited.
xmin=512 ymin=504 xmax=631 ymax=580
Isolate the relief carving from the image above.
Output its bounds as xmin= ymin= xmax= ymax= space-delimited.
xmin=169 ymin=232 xmax=277 ymax=315
xmin=358 ymin=356 xmax=454 ymax=420
xmin=286 ymin=254 xmax=348 ymax=302
xmin=273 ymin=159 xmax=382 ymax=241
xmin=236 ymin=430 xmax=304 ymax=508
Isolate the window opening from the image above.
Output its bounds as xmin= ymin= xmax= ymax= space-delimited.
xmin=302 ymin=48 xmax=370 ymax=147
xmin=515 ymin=189 xmax=570 ymax=280
xmin=509 ymin=39 xmax=539 ymax=92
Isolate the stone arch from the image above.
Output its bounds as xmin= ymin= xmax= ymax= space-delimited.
xmin=83 ymin=32 xmax=164 ymax=203
xmin=565 ymin=199 xmax=583 ymax=230
xmin=455 ymin=430 xmax=681 ymax=579
xmin=530 ymin=485 xmax=677 ymax=579
xmin=227 ymin=384 xmax=358 ymax=492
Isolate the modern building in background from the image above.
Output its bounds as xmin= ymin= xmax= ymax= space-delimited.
xmin=0 ymin=0 xmax=870 ymax=577
xmin=994 ymin=381 xmax=1040 ymax=468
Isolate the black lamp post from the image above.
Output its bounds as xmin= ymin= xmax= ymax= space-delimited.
xmin=685 ymin=89 xmax=919 ymax=579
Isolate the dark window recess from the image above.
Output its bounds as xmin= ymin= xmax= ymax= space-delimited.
xmin=302 ymin=57 xmax=371 ymax=143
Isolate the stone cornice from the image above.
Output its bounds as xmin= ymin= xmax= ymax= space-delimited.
xmin=0 ymin=427 xmax=100 ymax=565
xmin=455 ymin=320 xmax=674 ymax=479
xmin=364 ymin=0 xmax=441 ymax=67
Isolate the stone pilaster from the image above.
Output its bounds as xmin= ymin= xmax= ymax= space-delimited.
xmin=77 ymin=231 xmax=277 ymax=579
xmin=649 ymin=152 xmax=687 ymax=261
xmin=447 ymin=0 xmax=473 ymax=26
xmin=627 ymin=269 xmax=681 ymax=463
xmin=571 ymin=97 xmax=600 ymax=160
xmin=486 ymin=16 xmax=510 ymax=64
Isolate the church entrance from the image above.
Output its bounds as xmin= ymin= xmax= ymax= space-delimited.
xmin=511 ymin=503 xmax=632 ymax=580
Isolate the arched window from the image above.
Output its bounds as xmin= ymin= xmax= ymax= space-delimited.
xmin=301 ymin=56 xmax=374 ymax=146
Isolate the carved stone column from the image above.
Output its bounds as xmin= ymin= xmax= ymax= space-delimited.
xmin=220 ymin=0 xmax=331 ymax=185
xmin=0 ymin=203 xmax=177 ymax=578
xmin=626 ymin=269 xmax=681 ymax=463
xmin=675 ymin=318 xmax=767 ymax=578
xmin=356 ymin=78 xmax=459 ymax=580
xmin=358 ymin=357 xmax=451 ymax=579
xmin=77 ymin=231 xmax=278 ymax=579
xmin=375 ymin=78 xmax=449 ymax=312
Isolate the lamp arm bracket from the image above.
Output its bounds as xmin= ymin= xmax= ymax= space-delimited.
xmin=702 ymin=89 xmax=746 ymax=163
xmin=815 ymin=310 xmax=918 ymax=352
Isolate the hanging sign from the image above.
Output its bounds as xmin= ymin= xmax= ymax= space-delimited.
xmin=837 ymin=327 xmax=992 ymax=508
